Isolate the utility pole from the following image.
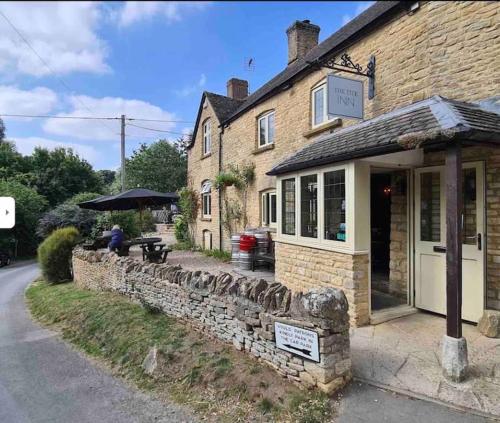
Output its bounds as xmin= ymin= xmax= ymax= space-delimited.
xmin=121 ymin=114 xmax=126 ymax=192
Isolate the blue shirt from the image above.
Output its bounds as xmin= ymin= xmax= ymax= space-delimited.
xmin=110 ymin=229 xmax=124 ymax=247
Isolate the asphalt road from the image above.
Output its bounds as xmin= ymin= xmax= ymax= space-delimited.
xmin=0 ymin=261 xmax=195 ymax=423
xmin=0 ymin=261 xmax=493 ymax=423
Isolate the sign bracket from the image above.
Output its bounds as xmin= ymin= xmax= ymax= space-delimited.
xmin=308 ymin=53 xmax=376 ymax=99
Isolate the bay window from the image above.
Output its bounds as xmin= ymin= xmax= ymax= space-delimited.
xmin=278 ymin=165 xmax=350 ymax=249
xmin=300 ymin=174 xmax=318 ymax=238
xmin=258 ymin=111 xmax=275 ymax=147
xmin=262 ymin=191 xmax=277 ymax=228
xmin=282 ymin=178 xmax=296 ymax=235
xmin=324 ymin=170 xmax=346 ymax=242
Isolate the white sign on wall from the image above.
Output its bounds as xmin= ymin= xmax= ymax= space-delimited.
xmin=275 ymin=322 xmax=320 ymax=362
xmin=327 ymin=74 xmax=364 ymax=120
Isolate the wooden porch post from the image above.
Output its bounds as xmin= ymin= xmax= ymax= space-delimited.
xmin=442 ymin=140 xmax=468 ymax=382
xmin=445 ymin=141 xmax=463 ymax=338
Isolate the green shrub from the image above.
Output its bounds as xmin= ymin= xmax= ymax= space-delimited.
xmin=38 ymin=227 xmax=80 ymax=283
xmin=174 ymin=214 xmax=189 ymax=243
xmin=91 ymin=211 xmax=140 ymax=239
xmin=37 ymin=203 xmax=98 ymax=238
xmin=65 ymin=192 xmax=103 ymax=205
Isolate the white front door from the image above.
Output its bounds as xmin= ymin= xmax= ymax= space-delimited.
xmin=414 ymin=162 xmax=484 ymax=322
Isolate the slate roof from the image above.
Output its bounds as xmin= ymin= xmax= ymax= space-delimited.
xmin=224 ymin=1 xmax=403 ymax=125
xmin=189 ymin=92 xmax=244 ymax=148
xmin=206 ymin=92 xmax=244 ymax=123
xmin=267 ymin=96 xmax=500 ymax=176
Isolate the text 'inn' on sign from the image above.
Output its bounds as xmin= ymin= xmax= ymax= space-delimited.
xmin=327 ymin=74 xmax=364 ymax=120
xmin=275 ymin=322 xmax=320 ymax=362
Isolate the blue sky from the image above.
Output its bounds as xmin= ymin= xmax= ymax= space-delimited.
xmin=0 ymin=1 xmax=372 ymax=170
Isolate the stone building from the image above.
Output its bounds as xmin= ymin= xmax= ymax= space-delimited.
xmin=187 ymin=0 xmax=500 ymax=361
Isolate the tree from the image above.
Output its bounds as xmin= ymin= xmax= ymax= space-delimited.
xmin=0 ymin=118 xmax=5 ymax=142
xmin=0 ymin=180 xmax=47 ymax=256
xmin=125 ymin=139 xmax=187 ymax=192
xmin=26 ymin=147 xmax=103 ymax=206
xmin=0 ymin=141 xmax=30 ymax=181
xmin=97 ymin=169 xmax=116 ymax=187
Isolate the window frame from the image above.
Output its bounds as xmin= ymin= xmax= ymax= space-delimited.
xmin=258 ymin=111 xmax=275 ymax=148
xmin=201 ymin=180 xmax=212 ymax=218
xmin=202 ymin=119 xmax=211 ymax=155
xmin=261 ymin=190 xmax=277 ymax=228
xmin=311 ymin=80 xmax=338 ymax=128
xmin=276 ymin=162 xmax=354 ymax=253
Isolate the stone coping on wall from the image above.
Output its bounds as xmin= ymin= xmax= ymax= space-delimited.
xmin=72 ymin=248 xmax=352 ymax=393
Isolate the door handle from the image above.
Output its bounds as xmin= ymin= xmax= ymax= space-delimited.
xmin=478 ymin=233 xmax=482 ymax=251
xmin=433 ymin=246 xmax=446 ymax=253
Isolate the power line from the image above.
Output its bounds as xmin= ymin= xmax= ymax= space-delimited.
xmin=0 ymin=10 xmax=117 ymax=136
xmin=0 ymin=113 xmax=193 ymax=124
xmin=126 ymin=122 xmax=186 ymax=136
xmin=0 ymin=113 xmax=119 ymax=120
xmin=128 ymin=117 xmax=194 ymax=124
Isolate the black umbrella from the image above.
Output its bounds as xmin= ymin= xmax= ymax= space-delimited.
xmin=78 ymin=188 xmax=179 ymax=232
xmin=78 ymin=189 xmax=178 ymax=211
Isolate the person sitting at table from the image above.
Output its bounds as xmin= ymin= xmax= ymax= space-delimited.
xmin=108 ymin=224 xmax=124 ymax=252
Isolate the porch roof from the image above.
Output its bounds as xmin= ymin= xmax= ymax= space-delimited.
xmin=267 ymin=96 xmax=500 ymax=176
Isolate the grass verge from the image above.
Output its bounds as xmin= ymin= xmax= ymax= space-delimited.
xmin=26 ymin=280 xmax=334 ymax=422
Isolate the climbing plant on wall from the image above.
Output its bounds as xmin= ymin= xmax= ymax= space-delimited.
xmin=215 ymin=162 xmax=255 ymax=235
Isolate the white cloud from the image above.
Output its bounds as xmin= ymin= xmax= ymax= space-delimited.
xmin=43 ymin=95 xmax=178 ymax=141
xmin=0 ymin=85 xmax=57 ymax=118
xmin=342 ymin=2 xmax=374 ymax=26
xmin=174 ymin=73 xmax=207 ymax=97
xmin=0 ymin=2 xmax=109 ymax=76
xmin=12 ymin=136 xmax=101 ymax=166
xmin=116 ymin=1 xmax=210 ymax=27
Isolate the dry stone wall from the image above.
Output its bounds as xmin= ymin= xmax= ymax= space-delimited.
xmin=72 ymin=248 xmax=351 ymax=393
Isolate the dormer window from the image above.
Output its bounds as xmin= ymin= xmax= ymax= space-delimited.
xmin=258 ymin=111 xmax=275 ymax=147
xmin=203 ymin=119 xmax=211 ymax=155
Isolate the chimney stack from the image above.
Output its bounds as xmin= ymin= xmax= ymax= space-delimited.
xmin=286 ymin=20 xmax=320 ymax=65
xmin=226 ymin=78 xmax=249 ymax=100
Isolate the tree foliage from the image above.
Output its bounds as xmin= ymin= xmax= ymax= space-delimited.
xmin=26 ymin=147 xmax=103 ymax=206
xmin=65 ymin=191 xmax=103 ymax=205
xmin=125 ymin=139 xmax=186 ymax=192
xmin=97 ymin=169 xmax=116 ymax=187
xmin=37 ymin=204 xmax=98 ymax=239
xmin=0 ymin=180 xmax=48 ymax=256
xmin=0 ymin=118 xmax=5 ymax=142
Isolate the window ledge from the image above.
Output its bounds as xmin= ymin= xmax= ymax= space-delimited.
xmin=253 ymin=144 xmax=275 ymax=155
xmin=201 ymin=217 xmax=212 ymax=222
xmin=201 ymin=153 xmax=212 ymax=160
xmin=304 ymin=118 xmax=342 ymax=138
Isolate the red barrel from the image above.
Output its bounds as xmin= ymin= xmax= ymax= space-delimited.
xmin=239 ymin=234 xmax=256 ymax=252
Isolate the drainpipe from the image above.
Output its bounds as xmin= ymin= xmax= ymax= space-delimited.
xmin=218 ymin=126 xmax=224 ymax=251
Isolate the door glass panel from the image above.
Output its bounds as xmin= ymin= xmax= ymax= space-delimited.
xmin=463 ymin=168 xmax=477 ymax=245
xmin=420 ymin=172 xmax=441 ymax=242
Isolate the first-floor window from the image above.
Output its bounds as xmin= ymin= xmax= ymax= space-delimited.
xmin=300 ymin=174 xmax=318 ymax=238
xmin=201 ymin=180 xmax=212 ymax=217
xmin=324 ymin=170 xmax=346 ymax=242
xmin=261 ymin=191 xmax=277 ymax=227
xmin=282 ymin=179 xmax=295 ymax=235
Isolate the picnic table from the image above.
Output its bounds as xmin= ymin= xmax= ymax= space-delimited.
xmin=134 ymin=237 xmax=171 ymax=263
